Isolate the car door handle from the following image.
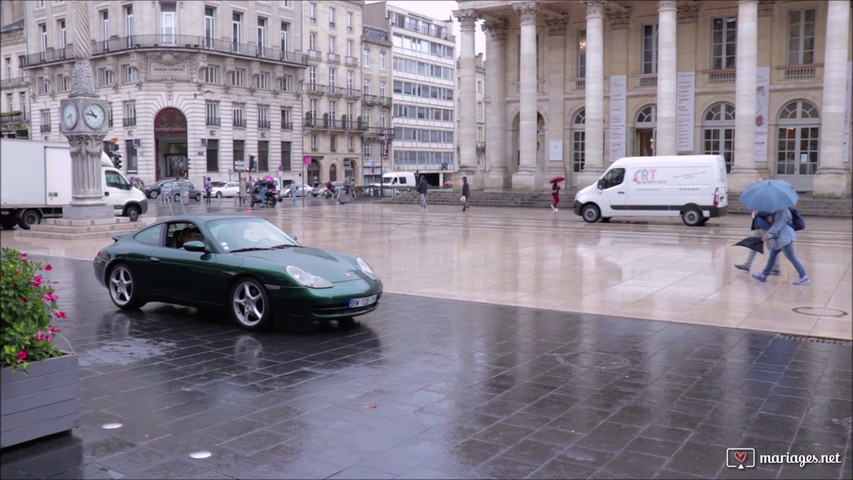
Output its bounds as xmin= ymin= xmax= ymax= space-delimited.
xmin=104 ymin=191 xmax=110 ymax=196
xmin=150 ymin=257 xmax=160 ymax=263
xmin=617 ymin=191 xmax=625 ymax=194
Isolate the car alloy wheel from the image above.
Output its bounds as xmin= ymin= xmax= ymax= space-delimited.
xmin=108 ymin=264 xmax=143 ymax=309
xmin=231 ymin=278 xmax=271 ymax=330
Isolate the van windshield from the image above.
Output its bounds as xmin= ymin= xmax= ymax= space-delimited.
xmin=382 ymin=177 xmax=397 ymax=185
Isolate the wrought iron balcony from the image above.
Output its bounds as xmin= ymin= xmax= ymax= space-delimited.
xmin=206 ymin=117 xmax=221 ymax=127
xmin=1 ymin=77 xmax=27 ymax=89
xmin=362 ymin=94 xmax=392 ymax=108
xmin=258 ymin=119 xmax=271 ymax=129
xmin=122 ymin=117 xmax=137 ymax=127
xmin=0 ymin=113 xmax=26 ymax=125
xmin=281 ymin=121 xmax=293 ymax=130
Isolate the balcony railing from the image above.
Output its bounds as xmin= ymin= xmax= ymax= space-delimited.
xmin=304 ymin=83 xmax=327 ymax=94
xmin=327 ymin=85 xmax=343 ymax=97
xmin=233 ymin=119 xmax=245 ymax=127
xmin=327 ymin=52 xmax=340 ymax=63
xmin=344 ymin=88 xmax=360 ymax=99
xmin=362 ymin=94 xmax=392 ymax=108
xmin=0 ymin=113 xmax=27 ymax=125
xmin=783 ymin=65 xmax=817 ymax=80
xmin=1 ymin=77 xmax=27 ymax=89
xmin=707 ymin=69 xmax=736 ymax=85
xmin=344 ymin=56 xmax=358 ymax=67
xmin=258 ymin=119 xmax=270 ymax=129
xmin=304 ymin=116 xmax=367 ymax=132
xmin=206 ymin=117 xmax=221 ymax=127
xmin=281 ymin=121 xmax=293 ymax=130
xmin=24 ymin=34 xmax=307 ymax=68
xmin=122 ymin=117 xmax=137 ymax=127
xmin=40 ymin=124 xmax=51 ymax=133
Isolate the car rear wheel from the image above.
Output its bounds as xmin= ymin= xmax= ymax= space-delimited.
xmin=581 ymin=204 xmax=601 ymax=223
xmin=18 ymin=209 xmax=41 ymax=229
xmin=108 ymin=264 xmax=144 ymax=309
xmin=195 ymin=193 xmax=202 ymax=202
xmin=231 ymin=278 xmax=272 ymax=331
xmin=681 ymin=207 xmax=704 ymax=227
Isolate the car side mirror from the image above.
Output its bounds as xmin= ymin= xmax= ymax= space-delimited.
xmin=183 ymin=240 xmax=207 ymax=252
xmin=597 ymin=179 xmax=605 ymax=190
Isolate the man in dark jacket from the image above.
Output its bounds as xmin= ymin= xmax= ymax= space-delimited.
xmin=416 ymin=175 xmax=429 ymax=210
xmin=461 ymin=176 xmax=471 ymax=212
xmin=735 ymin=210 xmax=779 ymax=274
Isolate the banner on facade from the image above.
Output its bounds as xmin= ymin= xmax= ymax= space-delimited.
xmin=844 ymin=61 xmax=852 ymax=163
xmin=609 ymin=75 xmax=627 ymax=163
xmin=676 ymin=72 xmax=695 ymax=153
xmin=548 ymin=141 xmax=562 ymax=161
xmin=754 ymin=67 xmax=770 ymax=162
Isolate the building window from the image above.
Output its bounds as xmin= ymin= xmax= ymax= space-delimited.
xmin=701 ymin=102 xmax=735 ymax=172
xmin=3 ymin=57 xmax=10 ymax=78
xmin=159 ymin=3 xmax=175 ymax=45
xmin=57 ymin=75 xmax=70 ymax=92
xmin=99 ymin=69 xmax=113 ymax=87
xmin=36 ymin=0 xmax=45 ymax=8
xmin=363 ymin=80 xmax=370 ymax=95
xmin=280 ymin=141 xmax=292 ymax=171
xmin=329 ymin=7 xmax=336 ymax=28
xmin=257 ymin=17 xmax=267 ymax=54
xmin=257 ymin=72 xmax=270 ymax=89
xmin=346 ymin=70 xmax=354 ymax=94
xmin=710 ymin=17 xmax=736 ymax=70
xmin=379 ymin=81 xmax=386 ymax=97
xmin=125 ymin=139 xmax=138 ymax=172
xmin=5 ymin=93 xmax=11 ymax=111
xmin=231 ymin=69 xmax=245 ymax=86
xmin=281 ymin=108 xmax=292 ymax=130
xmin=100 ymin=10 xmax=109 ymax=45
xmin=280 ymin=22 xmax=289 ymax=51
xmin=379 ymin=51 xmax=386 ymax=69
xmin=311 ymin=134 xmax=318 ymax=151
xmin=258 ymin=140 xmax=269 ymax=170
xmin=206 ymin=101 xmax=219 ymax=126
xmin=108 ymin=105 xmax=113 ymax=127
xmin=577 ymin=30 xmax=586 ymax=78
xmin=776 ymin=100 xmax=820 ymax=175
xmin=233 ymin=103 xmax=244 ymax=127
xmin=279 ymin=75 xmax=292 ymax=91
xmin=123 ymin=65 xmax=137 ymax=83
xmin=232 ymin=12 xmax=242 ymax=53
xmin=125 ymin=5 xmax=134 ymax=47
xmin=204 ymin=7 xmax=214 ymax=48
xmin=347 ymin=135 xmax=354 ymax=152
xmin=258 ymin=105 xmax=270 ymax=128
xmin=309 ymin=3 xmax=317 ymax=24
xmin=346 ymin=12 xmax=353 ymax=32
xmin=642 ymin=24 xmax=658 ymax=75
xmin=279 ymin=0 xmax=289 ymax=7
xmin=57 ymin=19 xmax=67 ymax=48
xmin=329 ymin=68 xmax=337 ymax=92
xmin=206 ymin=139 xmax=218 ymax=172
xmin=330 ymin=135 xmax=337 ymax=152
xmin=233 ymin=140 xmax=244 ymax=170
xmin=39 ymin=24 xmax=47 ymax=52
xmin=204 ymin=66 xmax=219 ymax=84
xmin=123 ymin=101 xmax=136 ymax=127
xmin=308 ymin=65 xmax=317 ymax=89
xmin=362 ymin=48 xmax=370 ymax=66
xmin=787 ymin=9 xmax=815 ymax=65
xmin=40 ymin=109 xmax=51 ymax=132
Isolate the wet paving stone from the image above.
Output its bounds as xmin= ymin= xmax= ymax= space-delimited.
xmin=1 ymin=255 xmax=850 ymax=479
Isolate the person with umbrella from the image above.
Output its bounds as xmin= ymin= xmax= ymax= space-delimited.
xmin=735 ymin=179 xmax=779 ymax=275
xmin=550 ymin=177 xmax=564 ymax=211
xmin=740 ymin=180 xmax=809 ymax=285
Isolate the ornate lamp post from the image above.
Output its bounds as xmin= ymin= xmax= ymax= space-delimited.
xmin=58 ymin=1 xmax=112 ymax=220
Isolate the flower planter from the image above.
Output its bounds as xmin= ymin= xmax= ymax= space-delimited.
xmin=1 ymin=353 xmax=81 ymax=449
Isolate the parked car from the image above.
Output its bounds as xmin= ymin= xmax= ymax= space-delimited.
xmin=281 ymin=183 xmax=313 ymax=198
xmin=210 ymin=181 xmax=241 ymax=198
xmin=142 ymin=179 xmax=171 ymax=199
xmin=93 ymin=214 xmax=383 ymax=331
xmin=160 ymin=179 xmax=203 ymax=202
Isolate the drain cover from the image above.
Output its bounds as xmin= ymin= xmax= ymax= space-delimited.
xmin=777 ymin=333 xmax=852 ymax=346
xmin=792 ymin=307 xmax=848 ymax=318
xmin=553 ymin=352 xmax=631 ymax=370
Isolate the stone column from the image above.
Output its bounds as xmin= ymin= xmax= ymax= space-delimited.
xmin=483 ymin=19 xmax=509 ymax=189
xmin=656 ymin=0 xmax=677 ymax=156
xmin=545 ymin=15 xmax=568 ymax=181
xmin=512 ymin=1 xmax=539 ymax=190
xmin=454 ymin=9 xmax=479 ymax=187
xmin=813 ymin=0 xmax=851 ymax=198
xmin=729 ymin=0 xmax=760 ymax=193
xmin=578 ymin=0 xmax=606 ymax=186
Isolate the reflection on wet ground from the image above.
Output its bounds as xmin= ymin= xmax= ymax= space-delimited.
xmin=1 ymin=256 xmax=850 ymax=479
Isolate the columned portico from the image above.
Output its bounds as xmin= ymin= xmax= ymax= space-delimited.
xmin=577 ymin=0 xmax=606 ymax=186
xmin=656 ymin=0 xmax=678 ymax=156
xmin=729 ymin=0 xmax=761 ymax=193
xmin=483 ymin=19 xmax=509 ymax=189
xmin=454 ymin=9 xmax=480 ymax=188
xmin=512 ymin=1 xmax=539 ymax=190
xmin=813 ymin=0 xmax=852 ymax=198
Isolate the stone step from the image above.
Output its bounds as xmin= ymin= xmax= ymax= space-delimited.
xmin=14 ymin=217 xmax=141 ymax=240
xmin=376 ymin=189 xmax=852 ymax=218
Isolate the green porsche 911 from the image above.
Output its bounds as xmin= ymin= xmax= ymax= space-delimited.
xmin=93 ymin=214 xmax=382 ymax=331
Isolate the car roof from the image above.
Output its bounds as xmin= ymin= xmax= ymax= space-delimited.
xmin=149 ymin=213 xmax=265 ymax=226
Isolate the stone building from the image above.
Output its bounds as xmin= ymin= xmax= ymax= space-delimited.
xmin=21 ymin=0 xmax=306 ymax=187
xmin=0 ymin=0 xmax=28 ymax=139
xmin=360 ymin=23 xmax=394 ymax=186
xmin=457 ymin=52 xmax=486 ymax=181
xmin=454 ymin=0 xmax=851 ymax=197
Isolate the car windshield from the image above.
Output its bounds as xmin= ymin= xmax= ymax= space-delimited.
xmin=207 ymin=217 xmax=299 ymax=253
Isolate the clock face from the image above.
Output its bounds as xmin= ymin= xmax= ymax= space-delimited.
xmin=83 ymin=104 xmax=106 ymax=129
xmin=62 ymin=103 xmax=78 ymax=129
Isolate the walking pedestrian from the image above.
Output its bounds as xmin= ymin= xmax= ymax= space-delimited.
xmin=204 ymin=177 xmax=212 ymax=204
xmin=551 ymin=181 xmax=561 ymax=211
xmin=735 ymin=209 xmax=780 ymax=275
xmin=461 ymin=176 xmax=471 ymax=212
xmin=416 ymin=175 xmax=429 ymax=210
xmin=751 ymin=207 xmax=809 ymax=285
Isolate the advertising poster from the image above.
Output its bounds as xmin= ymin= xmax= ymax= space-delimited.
xmin=676 ymin=71 xmax=695 ymax=152
xmin=609 ymin=75 xmax=627 ymax=163
xmin=754 ymin=67 xmax=770 ymax=162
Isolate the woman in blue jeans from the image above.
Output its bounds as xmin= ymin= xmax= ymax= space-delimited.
xmin=751 ymin=207 xmax=809 ymax=285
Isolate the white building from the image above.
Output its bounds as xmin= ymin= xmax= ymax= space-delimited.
xmin=1 ymin=1 xmax=28 ymax=139
xmin=364 ymin=1 xmax=457 ymax=186
xmin=360 ymin=23 xmax=394 ymax=185
xmin=455 ymin=0 xmax=852 ymax=197
xmin=21 ymin=0 xmax=306 ymax=187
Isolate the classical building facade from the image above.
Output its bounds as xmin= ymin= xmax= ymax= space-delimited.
xmin=21 ymin=0 xmax=306 ymax=187
xmin=0 ymin=1 xmax=28 ymax=139
xmin=455 ymin=0 xmax=852 ymax=197
xmin=364 ymin=1 xmax=457 ymax=186
xmin=299 ymin=0 xmax=366 ymax=186
xmin=457 ymin=52 xmax=486 ymax=177
xmin=360 ymin=23 xmax=394 ymax=185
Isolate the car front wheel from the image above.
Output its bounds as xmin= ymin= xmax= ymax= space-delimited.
xmin=215 ymin=191 xmax=222 ymax=198
xmin=149 ymin=190 xmax=159 ymax=199
xmin=231 ymin=278 xmax=272 ymax=331
xmin=581 ymin=204 xmax=601 ymax=223
xmin=108 ymin=264 xmax=144 ymax=309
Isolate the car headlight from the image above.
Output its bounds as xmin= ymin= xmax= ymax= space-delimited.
xmin=357 ymin=257 xmax=379 ymax=280
xmin=286 ymin=265 xmax=332 ymax=288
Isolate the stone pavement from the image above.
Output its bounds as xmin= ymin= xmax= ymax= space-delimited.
xmin=0 ymin=202 xmax=850 ymax=479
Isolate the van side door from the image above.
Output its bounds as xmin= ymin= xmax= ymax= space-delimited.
xmin=103 ymin=169 xmax=132 ymax=211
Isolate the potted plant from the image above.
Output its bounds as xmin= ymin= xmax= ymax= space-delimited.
xmin=1 ymin=248 xmax=80 ymax=448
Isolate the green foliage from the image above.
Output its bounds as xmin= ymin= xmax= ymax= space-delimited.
xmin=0 ymin=248 xmax=65 ymax=372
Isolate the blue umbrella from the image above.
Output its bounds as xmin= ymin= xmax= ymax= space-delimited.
xmin=738 ymin=179 xmax=798 ymax=212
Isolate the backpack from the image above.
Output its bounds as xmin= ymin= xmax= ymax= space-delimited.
xmin=788 ymin=207 xmax=805 ymax=231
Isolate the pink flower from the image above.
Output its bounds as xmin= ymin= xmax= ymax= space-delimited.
xmin=55 ymin=310 xmax=67 ymax=319
xmin=17 ymin=350 xmax=27 ymax=361
xmin=19 ymin=253 xmax=27 ymax=260
xmin=20 ymin=296 xmax=27 ymax=302
xmin=32 ymin=278 xmax=42 ymax=288
xmin=36 ymin=331 xmax=44 ymax=341
xmin=44 ymin=264 xmax=52 ymax=271
xmin=49 ymin=326 xmax=59 ymax=333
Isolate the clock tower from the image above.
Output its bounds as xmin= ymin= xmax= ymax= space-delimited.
xmin=59 ymin=0 xmax=113 ymax=220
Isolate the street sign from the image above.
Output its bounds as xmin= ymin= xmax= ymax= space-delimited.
xmin=370 ymin=161 xmax=376 ymax=167
xmin=227 ymin=169 xmax=232 ymax=175
xmin=234 ymin=161 xmax=246 ymax=169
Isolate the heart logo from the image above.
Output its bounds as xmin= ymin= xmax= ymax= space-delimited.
xmin=734 ymin=451 xmax=747 ymax=464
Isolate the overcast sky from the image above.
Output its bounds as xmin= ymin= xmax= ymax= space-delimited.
xmin=379 ymin=1 xmax=487 ymax=57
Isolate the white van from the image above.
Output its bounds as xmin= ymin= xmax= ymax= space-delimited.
xmin=572 ymin=155 xmax=728 ymax=226
xmin=370 ymin=171 xmax=416 ymax=195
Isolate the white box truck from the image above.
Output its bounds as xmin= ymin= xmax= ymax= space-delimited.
xmin=0 ymin=138 xmax=148 ymax=229
xmin=572 ymin=155 xmax=729 ymax=226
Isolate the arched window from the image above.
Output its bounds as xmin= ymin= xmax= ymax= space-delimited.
xmin=634 ymin=105 xmax=656 ymax=156
xmin=701 ymin=102 xmax=735 ymax=172
xmin=329 ymin=164 xmax=337 ymax=182
xmin=571 ymin=109 xmax=585 ymax=173
xmin=776 ymin=100 xmax=819 ymax=186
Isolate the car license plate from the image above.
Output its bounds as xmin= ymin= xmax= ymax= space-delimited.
xmin=348 ymin=294 xmax=377 ymax=308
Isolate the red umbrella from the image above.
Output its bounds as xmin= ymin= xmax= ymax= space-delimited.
xmin=550 ymin=177 xmax=565 ymax=183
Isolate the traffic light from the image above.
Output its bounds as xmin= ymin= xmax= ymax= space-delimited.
xmin=248 ymin=155 xmax=256 ymax=172
xmin=180 ymin=159 xmax=188 ymax=177
xmin=113 ymin=152 xmax=122 ymax=169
